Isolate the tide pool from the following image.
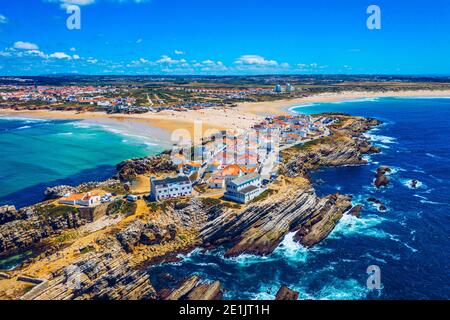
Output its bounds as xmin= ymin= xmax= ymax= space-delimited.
xmin=0 ymin=117 xmax=166 ymax=209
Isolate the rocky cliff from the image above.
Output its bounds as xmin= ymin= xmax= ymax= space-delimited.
xmin=201 ymin=184 xmax=352 ymax=256
xmin=0 ymin=204 xmax=87 ymax=257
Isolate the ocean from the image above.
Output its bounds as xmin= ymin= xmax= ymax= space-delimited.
xmin=149 ymin=97 xmax=450 ymax=300
xmin=0 ymin=117 xmax=166 ymax=209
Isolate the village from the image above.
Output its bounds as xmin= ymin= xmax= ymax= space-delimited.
xmin=53 ymin=113 xmax=335 ymax=211
xmin=0 ymin=82 xmax=299 ymax=115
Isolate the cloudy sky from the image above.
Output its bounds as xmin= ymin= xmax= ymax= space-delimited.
xmin=0 ymin=0 xmax=449 ymax=75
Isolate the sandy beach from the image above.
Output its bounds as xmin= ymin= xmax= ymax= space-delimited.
xmin=236 ymin=90 xmax=450 ymax=116
xmin=0 ymin=107 xmax=263 ymax=143
xmin=1 ymin=89 xmax=450 ymax=142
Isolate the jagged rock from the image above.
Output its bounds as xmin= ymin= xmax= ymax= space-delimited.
xmin=201 ymin=187 xmax=352 ymax=256
xmin=116 ymin=154 xmax=176 ymax=181
xmin=164 ymin=275 xmax=200 ymax=300
xmin=0 ymin=205 xmax=21 ymax=225
xmin=0 ymin=204 xmax=85 ymax=256
xmin=275 ymin=285 xmax=299 ymax=300
xmin=377 ymin=166 xmax=392 ymax=175
xmin=187 ymin=281 xmax=223 ymax=300
xmin=367 ymin=198 xmax=388 ymax=212
xmin=295 ymin=194 xmax=352 ymax=247
xmin=161 ymin=276 xmax=222 ymax=301
xmin=116 ymin=221 xmax=145 ymax=252
xmin=349 ymin=204 xmax=364 ymax=218
xmin=117 ymin=221 xmax=178 ymax=251
xmin=140 ymin=223 xmax=163 ymax=246
xmin=44 ymin=185 xmax=76 ymax=200
xmin=374 ymin=166 xmax=391 ymax=188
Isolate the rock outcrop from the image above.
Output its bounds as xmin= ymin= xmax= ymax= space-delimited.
xmin=161 ymin=275 xmax=223 ymax=301
xmin=116 ymin=154 xmax=176 ymax=181
xmin=201 ymin=187 xmax=352 ymax=256
xmin=0 ymin=205 xmax=21 ymax=225
xmin=275 ymin=285 xmax=299 ymax=300
xmin=0 ymin=204 xmax=86 ymax=256
xmin=374 ymin=166 xmax=391 ymax=188
xmin=44 ymin=185 xmax=76 ymax=200
xmin=116 ymin=221 xmax=178 ymax=252
xmin=349 ymin=204 xmax=364 ymax=218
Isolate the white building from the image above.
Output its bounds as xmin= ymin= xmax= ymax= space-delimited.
xmin=150 ymin=176 xmax=193 ymax=201
xmin=224 ymin=172 xmax=263 ymax=204
xmin=59 ymin=192 xmax=101 ymax=207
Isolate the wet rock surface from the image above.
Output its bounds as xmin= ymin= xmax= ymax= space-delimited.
xmin=275 ymin=285 xmax=299 ymax=300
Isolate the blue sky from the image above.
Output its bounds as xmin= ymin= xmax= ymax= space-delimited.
xmin=0 ymin=0 xmax=449 ymax=75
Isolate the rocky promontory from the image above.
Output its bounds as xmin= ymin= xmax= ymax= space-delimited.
xmin=0 ymin=113 xmax=382 ymax=300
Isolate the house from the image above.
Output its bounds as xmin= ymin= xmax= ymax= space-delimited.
xmin=208 ymin=177 xmax=225 ymax=189
xmin=220 ymin=164 xmax=243 ymax=183
xmin=150 ymin=176 xmax=193 ymax=201
xmin=224 ymin=172 xmax=263 ymax=204
xmin=59 ymin=192 xmax=101 ymax=207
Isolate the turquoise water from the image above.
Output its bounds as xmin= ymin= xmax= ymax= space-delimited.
xmin=0 ymin=117 xmax=166 ymax=209
xmin=149 ymin=97 xmax=450 ymax=300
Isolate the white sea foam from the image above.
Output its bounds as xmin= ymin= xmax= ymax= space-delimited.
xmin=313 ymin=278 xmax=371 ymax=300
xmin=329 ymin=214 xmax=390 ymax=240
xmin=363 ymin=133 xmax=397 ymax=144
xmin=17 ymin=125 xmax=31 ymax=130
xmin=401 ymin=179 xmax=425 ymax=190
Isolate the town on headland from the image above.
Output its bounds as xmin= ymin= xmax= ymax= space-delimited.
xmin=0 ymin=75 xmax=450 ymax=300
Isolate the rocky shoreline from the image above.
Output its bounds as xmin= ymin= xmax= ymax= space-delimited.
xmin=0 ymin=113 xmax=382 ymax=300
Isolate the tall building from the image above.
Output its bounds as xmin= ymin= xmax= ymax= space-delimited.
xmin=285 ymin=83 xmax=295 ymax=92
xmin=150 ymin=176 xmax=193 ymax=201
xmin=274 ymin=84 xmax=282 ymax=93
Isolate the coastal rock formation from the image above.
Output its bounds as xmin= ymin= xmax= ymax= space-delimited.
xmin=0 ymin=205 xmax=21 ymax=225
xmin=161 ymin=275 xmax=223 ymax=301
xmin=349 ymin=204 xmax=364 ymax=218
xmin=281 ymin=116 xmax=382 ymax=177
xmin=116 ymin=154 xmax=177 ymax=181
xmin=201 ymin=186 xmax=352 ymax=256
xmin=0 ymin=204 xmax=86 ymax=256
xmin=374 ymin=166 xmax=391 ymax=188
xmin=21 ymin=240 xmax=156 ymax=300
xmin=44 ymin=185 xmax=76 ymax=200
xmin=275 ymin=285 xmax=299 ymax=300
xmin=367 ymin=197 xmax=388 ymax=212
xmin=116 ymin=220 xmax=178 ymax=252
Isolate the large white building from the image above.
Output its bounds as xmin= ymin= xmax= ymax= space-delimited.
xmin=224 ymin=172 xmax=263 ymax=204
xmin=150 ymin=176 xmax=193 ymax=201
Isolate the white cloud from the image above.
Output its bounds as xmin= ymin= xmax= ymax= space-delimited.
xmin=14 ymin=41 xmax=39 ymax=50
xmin=87 ymin=58 xmax=98 ymax=64
xmin=73 ymin=54 xmax=80 ymax=60
xmin=235 ymin=55 xmax=278 ymax=66
xmin=136 ymin=38 xmax=143 ymax=44
xmin=49 ymin=52 xmax=72 ymax=59
xmin=46 ymin=0 xmax=151 ymax=9
xmin=156 ymin=55 xmax=184 ymax=65
xmin=0 ymin=14 xmax=8 ymax=24
xmin=174 ymin=50 xmax=184 ymax=55
xmin=70 ymin=47 xmax=76 ymax=52
xmin=46 ymin=0 xmax=96 ymax=8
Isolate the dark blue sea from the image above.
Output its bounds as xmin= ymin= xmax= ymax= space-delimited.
xmin=149 ymin=97 xmax=450 ymax=300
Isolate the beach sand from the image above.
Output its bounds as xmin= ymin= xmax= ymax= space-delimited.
xmin=0 ymin=107 xmax=263 ymax=143
xmin=1 ymin=89 xmax=450 ymax=141
xmin=236 ymin=89 xmax=450 ymax=116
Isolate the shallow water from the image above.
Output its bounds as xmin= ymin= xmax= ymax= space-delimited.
xmin=0 ymin=117 xmax=166 ymax=208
